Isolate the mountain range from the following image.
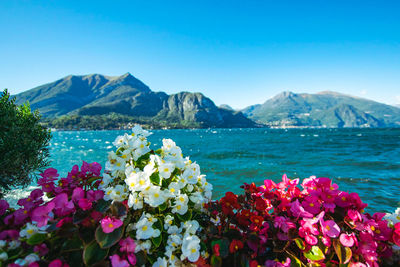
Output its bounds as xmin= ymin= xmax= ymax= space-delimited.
xmin=14 ymin=73 xmax=256 ymax=128
xmin=13 ymin=73 xmax=400 ymax=128
xmin=242 ymin=91 xmax=400 ymax=128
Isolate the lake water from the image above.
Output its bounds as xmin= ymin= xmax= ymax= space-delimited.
xmin=10 ymin=128 xmax=400 ymax=213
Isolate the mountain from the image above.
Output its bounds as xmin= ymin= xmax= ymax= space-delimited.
xmin=14 ymin=73 xmax=256 ymax=128
xmin=242 ymin=91 xmax=400 ymax=128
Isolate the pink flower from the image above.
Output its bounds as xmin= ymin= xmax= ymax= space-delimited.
xmin=321 ymin=236 xmax=331 ymax=247
xmin=335 ymin=192 xmax=351 ymax=208
xmin=34 ymin=243 xmax=49 ymax=256
xmin=101 ymin=216 xmax=123 ymax=233
xmin=0 ymin=199 xmax=9 ymax=215
xmin=72 ymin=187 xmax=85 ymax=202
xmin=127 ymin=253 xmax=136 ymax=265
xmin=320 ymin=219 xmax=340 ymax=238
xmin=49 ymin=259 xmax=69 ymax=267
xmin=56 ymin=217 xmax=73 ymax=228
xmin=110 ymin=254 xmax=130 ymax=267
xmin=13 ymin=208 xmax=30 ymax=225
xmin=82 ymin=161 xmax=102 ymax=176
xmin=119 ymin=237 xmax=136 ymax=253
xmin=87 ymin=190 xmax=104 ymax=202
xmin=340 ymin=233 xmax=356 ymax=247
xmin=347 ymin=209 xmax=361 ymax=222
xmin=393 ymin=222 xmax=400 ymax=246
xmin=302 ymin=196 xmax=321 ymax=215
xmin=290 ymin=199 xmax=313 ymax=219
xmin=0 ymin=229 xmax=19 ymax=240
xmin=273 ymin=216 xmax=295 ymax=233
xmin=32 ymin=201 xmax=55 ymax=227
xmin=78 ymin=198 xmax=92 ymax=210
xmin=52 ymin=193 xmax=74 ymax=216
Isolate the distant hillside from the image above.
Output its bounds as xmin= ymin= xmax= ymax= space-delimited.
xmin=14 ymin=73 xmax=256 ymax=128
xmin=242 ymin=91 xmax=400 ymax=128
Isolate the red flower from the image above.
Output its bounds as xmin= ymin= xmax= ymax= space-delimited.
xmin=250 ymin=260 xmax=260 ymax=267
xmin=229 ymin=239 xmax=244 ymax=253
xmin=220 ymin=192 xmax=240 ymax=215
xmin=213 ymin=243 xmax=221 ymax=256
xmin=250 ymin=215 xmax=263 ymax=226
xmin=393 ymin=222 xmax=400 ymax=246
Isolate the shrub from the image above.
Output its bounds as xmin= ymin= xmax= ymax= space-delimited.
xmin=0 ymin=89 xmax=51 ymax=197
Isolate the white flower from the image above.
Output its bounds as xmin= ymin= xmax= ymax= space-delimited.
xmin=14 ymin=259 xmax=27 ymax=266
xmin=177 ymin=175 xmax=188 ymax=188
xmin=172 ymin=202 xmax=188 ymax=215
xmin=131 ymin=172 xmax=151 ymax=192
xmin=183 ymin=220 xmax=200 ymax=235
xmin=99 ymin=173 xmax=113 ymax=189
xmin=0 ymin=240 xmax=6 ymax=248
xmin=20 ymin=223 xmax=41 ymax=239
xmin=153 ymin=257 xmax=168 ymax=267
xmin=132 ymin=124 xmax=151 ymax=137
xmin=167 ymin=225 xmax=181 ymax=235
xmin=162 ymin=139 xmax=177 ymax=152
xmin=167 ymin=182 xmax=181 ymax=196
xmin=164 ymin=215 xmax=174 ymax=229
xmin=190 ymin=192 xmax=205 ymax=207
xmin=113 ymin=134 xmax=128 ymax=147
xmin=135 ymin=240 xmax=152 ymax=253
xmin=128 ymin=193 xmax=143 ymax=210
xmin=24 ymin=253 xmax=40 ymax=264
xmin=181 ymin=234 xmax=201 ymax=262
xmin=182 ymin=168 xmax=198 ymax=185
xmin=145 ymin=186 xmax=167 ymax=207
xmin=167 ymin=233 xmax=182 ymax=248
xmin=110 ymin=184 xmax=128 ymax=202
xmin=135 ymin=213 xmax=160 ymax=240
xmin=0 ymin=252 xmax=7 ymax=261
xmin=103 ymin=187 xmax=113 ymax=201
xmin=186 ymin=184 xmax=194 ymax=192
xmin=8 ymin=240 xmax=21 ymax=249
xmin=158 ymin=163 xmax=175 ymax=179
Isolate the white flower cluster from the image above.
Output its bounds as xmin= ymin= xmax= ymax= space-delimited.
xmin=385 ymin=207 xmax=400 ymax=251
xmin=101 ymin=125 xmax=212 ymax=266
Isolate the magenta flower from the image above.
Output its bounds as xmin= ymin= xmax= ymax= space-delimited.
xmin=101 ymin=216 xmax=123 ymax=233
xmin=0 ymin=229 xmax=19 ymax=240
xmin=290 ymin=199 xmax=313 ymax=219
xmin=81 ymin=161 xmax=102 ymax=176
xmin=127 ymin=253 xmax=137 ymax=266
xmin=87 ymin=190 xmax=104 ymax=202
xmin=320 ymin=219 xmax=340 ymax=238
xmin=78 ymin=198 xmax=92 ymax=211
xmin=13 ymin=208 xmax=30 ymax=225
xmin=0 ymin=200 xmax=9 ymax=216
xmin=40 ymin=168 xmax=59 ymax=180
xmin=32 ymin=202 xmax=55 ymax=227
xmin=273 ymin=216 xmax=296 ymax=233
xmin=302 ymin=196 xmax=321 ymax=215
xmin=110 ymin=254 xmax=130 ymax=267
xmin=340 ymin=233 xmax=356 ymax=247
xmin=49 ymin=259 xmax=69 ymax=267
xmin=119 ymin=237 xmax=136 ymax=253
xmin=72 ymin=187 xmax=85 ymax=202
xmin=34 ymin=243 xmax=49 ymax=256
xmin=335 ymin=191 xmax=351 ymax=208
xmin=52 ymin=193 xmax=74 ymax=217
xmin=347 ymin=209 xmax=361 ymax=222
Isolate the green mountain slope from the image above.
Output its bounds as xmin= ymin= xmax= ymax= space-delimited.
xmin=242 ymin=91 xmax=400 ymax=127
xmin=14 ymin=73 xmax=256 ymax=128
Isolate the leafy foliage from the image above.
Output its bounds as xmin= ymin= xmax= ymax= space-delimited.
xmin=0 ymin=89 xmax=51 ymax=196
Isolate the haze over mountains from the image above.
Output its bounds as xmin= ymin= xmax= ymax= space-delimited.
xmin=14 ymin=73 xmax=400 ymax=128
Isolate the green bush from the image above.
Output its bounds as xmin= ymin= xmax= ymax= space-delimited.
xmin=0 ymin=89 xmax=51 ymax=197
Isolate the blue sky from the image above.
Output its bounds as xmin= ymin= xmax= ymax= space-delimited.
xmin=1 ymin=0 xmax=399 ymax=109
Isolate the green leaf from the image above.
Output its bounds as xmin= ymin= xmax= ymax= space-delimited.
xmin=150 ymin=172 xmax=161 ymax=185
xmin=95 ymin=199 xmax=111 ymax=213
xmin=176 ymin=209 xmax=192 ymax=221
xmin=95 ymin=225 xmax=123 ymax=248
xmin=152 ymin=234 xmax=162 ymax=248
xmin=158 ymin=202 xmax=168 ymax=212
xmin=155 ymin=148 xmax=162 ymax=154
xmin=135 ymin=251 xmax=147 ymax=267
xmin=333 ymin=240 xmax=352 ymax=264
xmin=110 ymin=201 xmax=127 ymax=217
xmin=26 ymin=233 xmax=47 ymax=245
xmin=83 ymin=240 xmax=109 ymax=266
xmin=73 ymin=209 xmax=88 ymax=224
xmin=211 ymin=255 xmax=222 ymax=267
xmin=294 ymin=238 xmax=306 ymax=250
xmin=153 ymin=219 xmax=163 ymax=232
xmin=304 ymin=246 xmax=325 ymax=261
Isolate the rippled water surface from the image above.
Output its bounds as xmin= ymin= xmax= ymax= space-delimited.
xmin=42 ymin=128 xmax=400 ymax=213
